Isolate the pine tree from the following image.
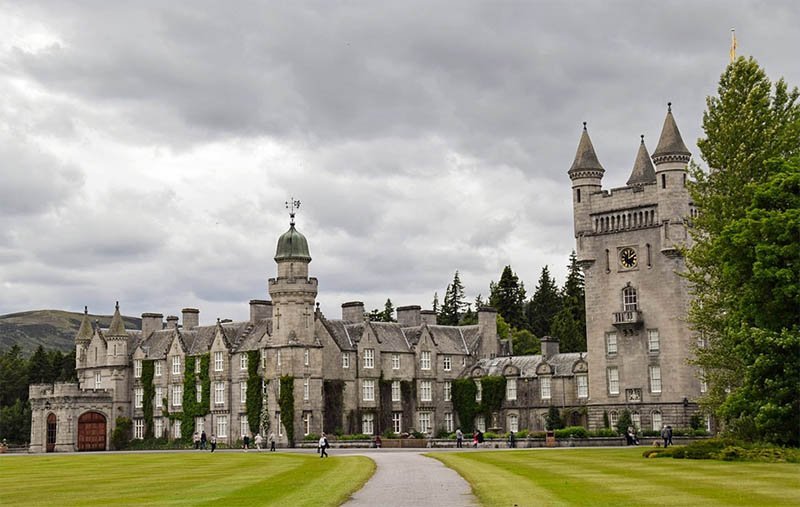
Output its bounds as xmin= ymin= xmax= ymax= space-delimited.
xmin=557 ymin=251 xmax=587 ymax=352
xmin=528 ymin=266 xmax=562 ymax=338
xmin=432 ymin=292 xmax=439 ymax=313
xmin=27 ymin=345 xmax=51 ymax=385
xmin=438 ymin=271 xmax=467 ymax=325
xmin=380 ymin=298 xmax=396 ymax=322
xmin=489 ymin=265 xmax=527 ymax=330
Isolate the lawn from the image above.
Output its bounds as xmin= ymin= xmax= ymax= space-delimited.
xmin=431 ymin=447 xmax=800 ymax=506
xmin=0 ymin=451 xmax=375 ymax=506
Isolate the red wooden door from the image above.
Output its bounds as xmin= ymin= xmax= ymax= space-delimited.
xmin=77 ymin=412 xmax=106 ymax=451
xmin=46 ymin=413 xmax=57 ymax=452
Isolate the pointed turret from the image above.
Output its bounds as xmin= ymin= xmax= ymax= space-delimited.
xmin=75 ymin=306 xmax=93 ymax=343
xmin=107 ymin=301 xmax=127 ymax=337
xmin=652 ymin=103 xmax=691 ymax=165
xmin=568 ymin=122 xmax=605 ymax=179
xmin=627 ymin=135 xmax=657 ymax=186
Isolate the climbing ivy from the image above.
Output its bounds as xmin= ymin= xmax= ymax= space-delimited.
xmin=141 ymin=360 xmax=155 ymax=438
xmin=180 ymin=354 xmax=210 ymax=441
xmin=378 ymin=376 xmax=393 ymax=435
xmin=279 ymin=375 xmax=295 ymax=447
xmin=480 ymin=375 xmax=507 ymax=421
xmin=246 ymin=350 xmax=262 ymax=434
xmin=452 ymin=378 xmax=478 ymax=433
xmin=400 ymin=380 xmax=414 ymax=433
xmin=323 ymin=379 xmax=345 ymax=434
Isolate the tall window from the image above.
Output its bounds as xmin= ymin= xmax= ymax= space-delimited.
xmin=420 ymin=351 xmax=431 ymax=370
xmin=649 ymin=366 xmax=662 ymax=393
xmin=135 ymin=387 xmax=143 ymax=408
xmin=277 ymin=350 xmax=281 ymax=366
xmin=506 ymin=378 xmax=517 ymax=401
xmin=303 ymin=413 xmax=311 ymax=436
xmin=648 ymin=329 xmax=660 ymax=353
xmin=577 ymin=374 xmax=589 ymax=398
xmin=475 ymin=415 xmax=485 ymax=432
xmin=609 ymin=411 xmax=619 ymax=428
xmin=364 ymin=348 xmax=374 ymax=369
xmin=217 ymin=415 xmax=228 ymax=438
xmin=606 ymin=332 xmax=618 ymax=355
xmin=276 ymin=412 xmax=282 ymax=436
xmin=362 ymin=413 xmax=374 ymax=435
xmin=155 ymin=418 xmax=163 ymax=438
xmin=445 ymin=412 xmax=454 ymax=432
xmin=173 ymin=420 xmax=181 ymax=439
xmin=134 ymin=419 xmax=144 ymax=439
xmin=391 ymin=354 xmax=400 ymax=370
xmin=195 ymin=417 xmax=204 ymax=434
xmin=303 ymin=378 xmax=309 ymax=401
xmin=195 ymin=357 xmax=201 ymax=372
xmin=342 ymin=353 xmax=349 ymax=369
xmin=214 ymin=351 xmax=223 ymax=372
xmin=700 ymin=369 xmax=707 ymax=393
xmin=391 ymin=381 xmax=401 ymax=402
xmin=172 ymin=356 xmax=181 ymax=375
xmin=475 ymin=380 xmax=482 ymax=402
xmin=155 ymin=361 xmax=162 ymax=377
xmin=362 ymin=379 xmax=375 ymax=401
xmin=155 ymin=387 xmax=163 ymax=405
xmin=651 ymin=410 xmax=663 ymax=431
xmin=622 ymin=286 xmax=638 ymax=312
xmin=134 ymin=359 xmax=142 ymax=378
xmin=196 ymin=384 xmax=202 ymax=402
xmin=443 ymin=381 xmax=452 ymax=402
xmin=392 ymin=412 xmax=402 ymax=434
xmin=418 ymin=412 xmax=432 ymax=434
xmin=172 ymin=384 xmax=183 ymax=407
xmin=241 ymin=417 xmax=249 ymax=438
xmin=240 ymin=354 xmax=248 ymax=370
xmin=420 ymin=380 xmax=432 ymax=402
xmin=540 ymin=376 xmax=551 ymax=400
xmin=240 ymin=382 xmax=247 ymax=403
xmin=508 ymin=414 xmax=518 ymax=433
xmin=214 ymin=381 xmax=225 ymax=405
xmin=607 ymin=367 xmax=620 ymax=395
xmin=95 ymin=372 xmax=101 ymax=388
xmin=443 ymin=355 xmax=451 ymax=371
xmin=304 ymin=348 xmax=310 ymax=366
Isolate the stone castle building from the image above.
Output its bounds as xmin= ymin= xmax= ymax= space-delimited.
xmin=28 ymin=105 xmax=702 ymax=452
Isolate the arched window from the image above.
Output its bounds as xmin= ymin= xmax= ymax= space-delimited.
xmin=651 ymin=410 xmax=663 ymax=431
xmin=508 ymin=414 xmax=518 ymax=432
xmin=622 ymin=286 xmax=638 ymax=311
xmin=609 ymin=410 xmax=619 ymax=428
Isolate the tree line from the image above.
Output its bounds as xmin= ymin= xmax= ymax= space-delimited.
xmin=0 ymin=345 xmax=76 ymax=444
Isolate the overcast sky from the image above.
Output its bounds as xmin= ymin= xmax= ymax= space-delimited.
xmin=1 ymin=1 xmax=798 ymax=324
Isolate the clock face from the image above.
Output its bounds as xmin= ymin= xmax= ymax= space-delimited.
xmin=619 ymin=247 xmax=638 ymax=268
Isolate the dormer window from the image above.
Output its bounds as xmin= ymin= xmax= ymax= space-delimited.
xmin=214 ymin=351 xmax=223 ymax=372
xmin=172 ymin=356 xmax=181 ymax=375
xmin=364 ymin=348 xmax=374 ymax=369
xmin=134 ymin=359 xmax=142 ymax=378
xmin=420 ymin=351 xmax=431 ymax=370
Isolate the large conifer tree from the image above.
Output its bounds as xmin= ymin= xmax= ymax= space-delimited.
xmin=489 ymin=265 xmax=527 ymax=330
xmin=527 ymin=266 xmax=561 ymax=338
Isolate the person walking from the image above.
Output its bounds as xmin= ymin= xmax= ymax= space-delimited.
xmin=318 ymin=433 xmax=329 ymax=458
xmin=472 ymin=431 xmax=478 ymax=448
xmin=660 ymin=425 xmax=669 ymax=448
xmin=666 ymin=425 xmax=673 ymax=447
xmin=268 ymin=432 xmax=276 ymax=452
xmin=200 ymin=431 xmax=207 ymax=450
xmin=456 ymin=428 xmax=463 ymax=448
xmin=193 ymin=432 xmax=200 ymax=450
xmin=508 ymin=431 xmax=516 ymax=448
xmin=243 ymin=434 xmax=250 ymax=451
xmin=210 ymin=434 xmax=217 ymax=453
xmin=254 ymin=433 xmax=263 ymax=451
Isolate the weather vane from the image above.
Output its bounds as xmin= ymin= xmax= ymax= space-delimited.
xmin=286 ymin=197 xmax=301 ymax=225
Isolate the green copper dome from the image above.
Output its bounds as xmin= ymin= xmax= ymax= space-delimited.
xmin=274 ymin=224 xmax=311 ymax=262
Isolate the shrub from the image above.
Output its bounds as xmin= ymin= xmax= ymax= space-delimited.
xmin=641 ymin=430 xmax=660 ymax=437
xmin=554 ymin=426 xmax=588 ymax=439
xmin=484 ymin=432 xmax=499 ymax=440
xmin=590 ymin=428 xmax=618 ymax=437
xmin=516 ymin=429 xmax=529 ymax=438
xmin=717 ymin=446 xmax=748 ymax=461
xmin=435 ymin=428 xmax=451 ymax=439
xmin=545 ymin=406 xmax=563 ymax=430
xmin=339 ymin=433 xmax=371 ymax=441
xmin=303 ymin=433 xmax=320 ymax=441
xmin=616 ymin=410 xmax=632 ymax=436
xmin=111 ymin=417 xmax=132 ymax=450
xmin=530 ymin=431 xmax=546 ymax=438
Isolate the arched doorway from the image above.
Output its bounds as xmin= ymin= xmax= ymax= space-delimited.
xmin=46 ymin=413 xmax=57 ymax=453
xmin=77 ymin=412 xmax=107 ymax=451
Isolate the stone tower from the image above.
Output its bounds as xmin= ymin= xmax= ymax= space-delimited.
xmin=75 ymin=306 xmax=93 ymax=369
xmin=105 ymin=302 xmax=129 ymax=367
xmin=570 ymin=105 xmax=702 ymax=431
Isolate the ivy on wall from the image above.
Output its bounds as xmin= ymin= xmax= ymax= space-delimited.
xmin=452 ymin=378 xmax=478 ymax=433
xmin=246 ymin=350 xmax=262 ymax=434
xmin=378 ymin=376 xmax=393 ymax=435
xmin=141 ymin=360 xmax=155 ymax=438
xmin=279 ymin=375 xmax=295 ymax=447
xmin=180 ymin=354 xmax=210 ymax=441
xmin=400 ymin=380 xmax=414 ymax=433
xmin=480 ymin=375 xmax=507 ymax=421
xmin=323 ymin=379 xmax=345 ymax=434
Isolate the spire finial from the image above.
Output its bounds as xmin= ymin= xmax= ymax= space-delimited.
xmin=285 ymin=197 xmax=301 ymax=226
xmin=667 ymin=102 xmax=672 ymax=113
xmin=84 ymin=305 xmax=88 ymax=315
xmin=115 ymin=301 xmax=119 ymax=311
xmin=640 ymin=134 xmax=645 ymax=143
xmin=582 ymin=121 xmax=587 ymax=130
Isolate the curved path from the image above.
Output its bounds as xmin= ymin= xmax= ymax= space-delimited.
xmin=341 ymin=450 xmax=478 ymax=507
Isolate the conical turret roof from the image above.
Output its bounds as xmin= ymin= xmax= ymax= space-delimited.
xmin=568 ymin=123 xmax=605 ymax=177
xmin=652 ymin=103 xmax=691 ymax=164
xmin=107 ymin=301 xmax=128 ymax=337
xmin=76 ymin=306 xmax=93 ymax=342
xmin=627 ymin=135 xmax=657 ymax=186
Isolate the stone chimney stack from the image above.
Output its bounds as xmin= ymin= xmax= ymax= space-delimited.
xmin=249 ymin=300 xmax=273 ymax=323
xmin=420 ymin=310 xmax=437 ymax=325
xmin=166 ymin=315 xmax=179 ymax=330
xmin=541 ymin=335 xmax=560 ymax=359
xmin=477 ymin=307 xmax=499 ymax=358
xmin=182 ymin=308 xmax=199 ymax=330
xmin=141 ymin=313 xmax=163 ymax=338
xmin=342 ymin=301 xmax=365 ymax=324
xmin=396 ymin=305 xmax=421 ymax=327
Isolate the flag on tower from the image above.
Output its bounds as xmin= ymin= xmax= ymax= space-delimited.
xmin=730 ymin=29 xmax=737 ymax=63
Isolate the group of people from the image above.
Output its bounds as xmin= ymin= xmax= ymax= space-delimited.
xmin=660 ymin=424 xmax=674 ymax=448
xmin=454 ymin=428 xmax=487 ymax=448
xmin=191 ymin=431 xmax=277 ymax=452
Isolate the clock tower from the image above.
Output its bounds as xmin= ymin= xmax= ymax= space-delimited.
xmin=569 ymin=105 xmax=703 ymax=431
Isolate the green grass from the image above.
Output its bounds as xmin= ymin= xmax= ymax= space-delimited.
xmin=431 ymin=447 xmax=800 ymax=506
xmin=0 ymin=451 xmax=375 ymax=506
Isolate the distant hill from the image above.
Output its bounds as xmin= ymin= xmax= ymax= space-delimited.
xmin=0 ymin=310 xmax=142 ymax=355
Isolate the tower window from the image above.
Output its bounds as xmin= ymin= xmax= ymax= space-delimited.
xmin=576 ymin=188 xmax=581 ymax=203
xmin=622 ymin=286 xmax=638 ymax=312
xmin=661 ymin=174 xmax=667 ymax=189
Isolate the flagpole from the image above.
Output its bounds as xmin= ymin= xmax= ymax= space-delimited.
xmin=730 ymin=28 xmax=737 ymax=63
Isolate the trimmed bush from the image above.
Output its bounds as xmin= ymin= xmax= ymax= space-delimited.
xmin=554 ymin=426 xmax=588 ymax=439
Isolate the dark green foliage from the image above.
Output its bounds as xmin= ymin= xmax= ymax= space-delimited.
xmin=556 ymin=251 xmax=586 ymax=353
xmin=141 ymin=360 xmax=155 ymax=438
xmin=545 ymin=406 xmax=563 ymax=430
xmin=378 ymin=377 xmax=393 ymax=435
xmin=0 ymin=345 xmax=28 ymax=407
xmin=279 ymin=376 xmax=295 ymax=446
xmin=381 ymin=299 xmax=396 ymax=322
xmin=528 ymin=266 xmax=562 ymax=337
xmin=400 ymin=380 xmax=414 ymax=432
xmin=554 ymin=426 xmax=588 ymax=438
xmin=489 ymin=266 xmax=527 ymax=330
xmin=480 ymin=376 xmax=506 ymax=421
xmin=603 ymin=411 xmax=610 ymax=429
xmin=438 ymin=271 xmax=466 ymax=325
xmin=431 ymin=292 xmax=439 ymax=314
xmin=245 ymin=351 xmax=262 ymax=435
xmin=323 ymin=379 xmax=345 ymax=434
xmin=111 ymin=417 xmax=132 ymax=450
xmin=27 ymin=346 xmax=51 ymax=384
xmin=616 ymin=409 xmax=633 ymax=436
xmin=179 ymin=353 xmax=210 ymax=441
xmin=451 ymin=378 xmax=478 ymax=433
xmin=511 ymin=328 xmax=539 ymax=355
xmin=0 ymin=399 xmax=31 ymax=443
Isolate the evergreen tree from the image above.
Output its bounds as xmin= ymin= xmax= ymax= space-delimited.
xmin=0 ymin=345 xmax=28 ymax=406
xmin=460 ymin=304 xmax=478 ymax=325
xmin=557 ymin=251 xmax=587 ymax=352
xmin=688 ymin=57 xmax=800 ymax=445
xmin=474 ymin=294 xmax=485 ymax=309
xmin=528 ymin=266 xmax=562 ymax=338
xmin=380 ymin=298 xmax=396 ymax=322
xmin=438 ymin=271 xmax=466 ymax=325
xmin=432 ymin=292 xmax=439 ymax=314
xmin=511 ymin=328 xmax=539 ymax=356
xmin=489 ymin=265 xmax=527 ymax=330
xmin=27 ymin=345 xmax=51 ymax=385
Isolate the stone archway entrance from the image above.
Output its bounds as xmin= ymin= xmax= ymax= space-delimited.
xmin=46 ymin=413 xmax=57 ymax=453
xmin=77 ymin=411 xmax=106 ymax=451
